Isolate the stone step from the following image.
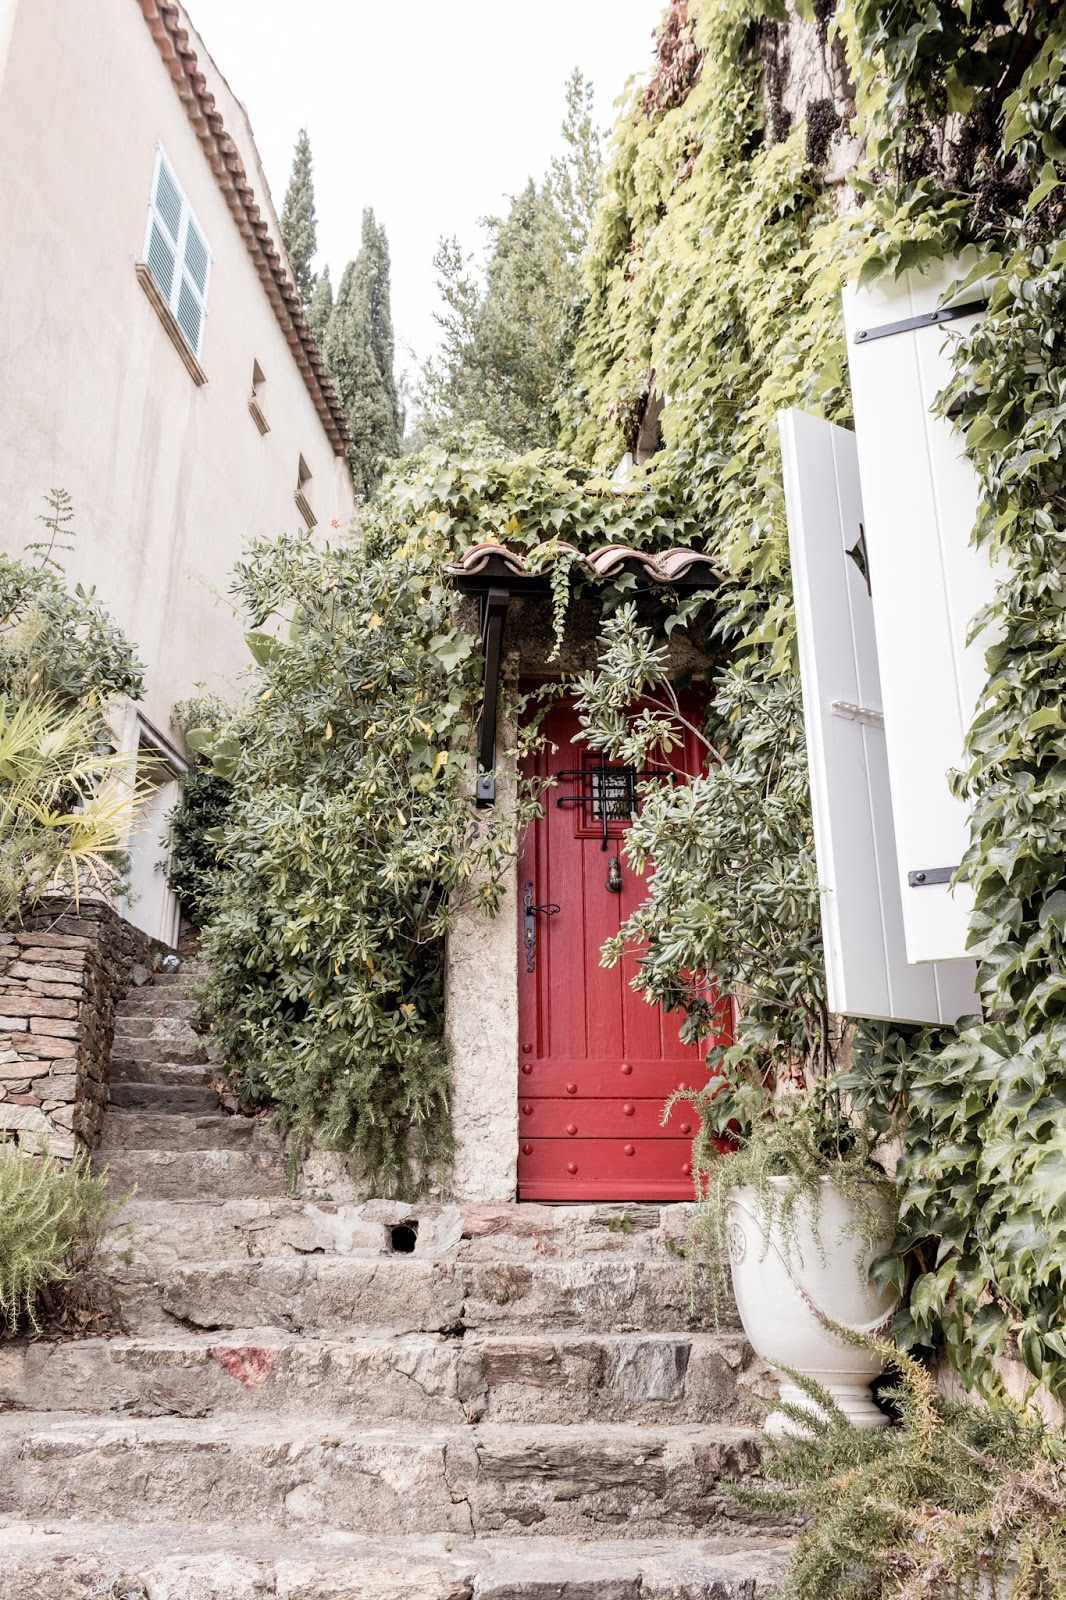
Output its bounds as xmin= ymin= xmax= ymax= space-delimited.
xmin=0 ymin=1413 xmax=770 ymax=1540
xmin=98 ymin=1109 xmax=275 ymax=1153
xmin=116 ymin=991 xmax=200 ymax=1018
xmin=113 ymin=1253 xmax=732 ymax=1337
xmin=108 ymin=1058 xmax=218 ymax=1087
xmin=0 ymin=1329 xmax=764 ymax=1427
xmin=103 ymin=1196 xmax=703 ymax=1269
xmin=99 ymin=1148 xmax=289 ymax=1202
xmin=110 ymin=1034 xmax=209 ymax=1065
xmin=0 ymin=1521 xmax=792 ymax=1599
xmin=112 ymin=1013 xmax=201 ymax=1041
xmin=108 ymin=1081 xmax=222 ymax=1113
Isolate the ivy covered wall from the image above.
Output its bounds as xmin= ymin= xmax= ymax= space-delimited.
xmin=562 ymin=0 xmax=1066 ymax=1402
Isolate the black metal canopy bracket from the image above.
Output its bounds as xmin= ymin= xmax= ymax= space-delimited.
xmin=475 ymin=587 xmax=510 ymax=806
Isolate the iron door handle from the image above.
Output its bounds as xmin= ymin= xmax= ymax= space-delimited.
xmin=523 ymin=880 xmax=560 ymax=973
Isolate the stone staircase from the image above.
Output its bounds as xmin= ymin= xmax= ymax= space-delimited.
xmin=0 ymin=961 xmax=794 ymax=1599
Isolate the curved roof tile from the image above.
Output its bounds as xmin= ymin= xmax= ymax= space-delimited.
xmin=445 ymin=542 xmax=725 ymax=586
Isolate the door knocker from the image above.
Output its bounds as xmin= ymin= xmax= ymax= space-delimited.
xmin=606 ymin=855 xmax=622 ymax=893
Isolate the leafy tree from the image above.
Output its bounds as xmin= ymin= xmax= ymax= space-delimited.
xmin=419 ymin=70 xmax=602 ymax=451
xmin=322 ymin=211 xmax=402 ymax=497
xmin=280 ymin=128 xmax=318 ymax=307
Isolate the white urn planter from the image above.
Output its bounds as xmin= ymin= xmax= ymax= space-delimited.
xmin=727 ymin=1176 xmax=900 ymax=1436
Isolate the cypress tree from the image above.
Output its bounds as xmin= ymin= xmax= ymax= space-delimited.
xmin=419 ymin=72 xmax=601 ymax=451
xmin=321 ymin=210 xmax=402 ymax=497
xmin=280 ymin=129 xmax=318 ymax=307
xmin=308 ymin=264 xmax=333 ymax=347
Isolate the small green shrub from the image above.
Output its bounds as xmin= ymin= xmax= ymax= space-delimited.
xmin=0 ymin=1146 xmax=114 ymax=1333
xmin=743 ymin=1353 xmax=1066 ymax=1600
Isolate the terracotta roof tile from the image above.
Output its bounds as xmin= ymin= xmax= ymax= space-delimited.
xmin=446 ymin=542 xmax=725 ymax=586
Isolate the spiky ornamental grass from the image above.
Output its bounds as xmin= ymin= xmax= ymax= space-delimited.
xmin=0 ymin=1146 xmax=113 ymax=1333
xmin=739 ymin=1351 xmax=1066 ymax=1600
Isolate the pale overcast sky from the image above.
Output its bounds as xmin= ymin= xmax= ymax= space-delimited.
xmin=188 ymin=0 xmax=662 ymax=380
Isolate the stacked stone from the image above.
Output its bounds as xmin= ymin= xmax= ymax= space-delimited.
xmin=0 ymin=900 xmax=168 ymax=1160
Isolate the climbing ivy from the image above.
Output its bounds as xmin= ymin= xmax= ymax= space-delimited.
xmin=566 ymin=0 xmax=1066 ymax=1403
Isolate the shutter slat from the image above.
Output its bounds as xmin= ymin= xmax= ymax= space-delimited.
xmin=175 ymin=278 xmax=203 ymax=353
xmin=145 ymin=219 xmax=176 ymax=300
xmin=153 ymin=158 xmax=182 ymax=241
xmin=183 ymin=219 xmax=209 ymax=295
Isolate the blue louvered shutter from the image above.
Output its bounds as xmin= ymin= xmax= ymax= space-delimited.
xmin=143 ymin=148 xmax=211 ymax=359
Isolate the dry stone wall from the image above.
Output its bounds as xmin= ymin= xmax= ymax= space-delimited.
xmin=0 ymin=899 xmax=170 ymax=1159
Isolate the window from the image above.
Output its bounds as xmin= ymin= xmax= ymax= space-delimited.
xmin=248 ymin=360 xmax=270 ymax=434
xmin=142 ymin=146 xmax=211 ymax=359
xmin=294 ymin=455 xmax=316 ymax=528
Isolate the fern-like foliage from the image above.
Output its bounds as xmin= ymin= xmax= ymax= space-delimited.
xmin=740 ymin=1352 xmax=1066 ymax=1600
xmin=0 ymin=1146 xmax=114 ymax=1332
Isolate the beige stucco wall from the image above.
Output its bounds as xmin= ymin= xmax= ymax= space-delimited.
xmin=0 ymin=0 xmax=354 ymax=737
xmin=445 ymin=691 xmax=520 ymax=1203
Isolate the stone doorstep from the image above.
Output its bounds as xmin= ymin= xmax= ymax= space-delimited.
xmin=113 ymin=1254 xmax=734 ymax=1339
xmin=0 ymin=1412 xmax=770 ymax=1541
xmin=0 ymin=1330 xmax=765 ymax=1428
xmin=103 ymin=1197 xmax=702 ymax=1266
xmin=0 ymin=1522 xmax=793 ymax=1600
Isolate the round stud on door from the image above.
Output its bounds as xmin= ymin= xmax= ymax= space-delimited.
xmin=567 ymin=1162 xmax=578 ymax=1175
xmin=622 ymin=1103 xmax=635 ymax=1116
xmin=679 ymin=1122 xmax=691 ymax=1135
xmin=521 ymin=1064 xmax=533 ymax=1075
xmin=620 ymin=1063 xmax=633 ymax=1076
xmin=522 ymin=1143 xmax=533 ymax=1156
xmin=565 ymin=1082 xmax=578 ymax=1095
xmin=682 ymin=1162 xmax=692 ymax=1176
xmin=624 ymin=1144 xmax=635 ymax=1156
xmin=522 ymin=1044 xmax=533 ymax=1054
xmin=522 ymin=1104 xmax=533 ymax=1115
xmin=566 ymin=1123 xmax=578 ymax=1136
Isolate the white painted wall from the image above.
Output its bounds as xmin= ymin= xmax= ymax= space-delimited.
xmin=0 ymin=0 xmax=354 ymax=741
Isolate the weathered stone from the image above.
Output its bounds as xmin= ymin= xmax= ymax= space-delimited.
xmin=0 ymin=1105 xmax=50 ymax=1134
xmin=7 ymin=962 xmax=85 ymax=986
xmin=12 ymin=945 xmax=87 ymax=967
xmin=0 ymin=1525 xmax=792 ymax=1600
xmin=14 ymin=931 xmax=92 ymax=950
xmin=0 ymin=1060 xmax=49 ymax=1081
xmin=25 ymin=1016 xmax=78 ymax=1038
xmin=0 ymin=1017 xmax=28 ymax=1032
xmin=21 ymin=1033 xmax=77 ymax=1059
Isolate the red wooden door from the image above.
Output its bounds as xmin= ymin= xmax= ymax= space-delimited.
xmin=516 ymin=696 xmax=727 ymax=1200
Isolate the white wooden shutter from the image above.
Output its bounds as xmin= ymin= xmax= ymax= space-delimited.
xmin=779 ymin=407 xmax=979 ymax=1024
xmin=842 ymin=262 xmax=998 ymax=965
